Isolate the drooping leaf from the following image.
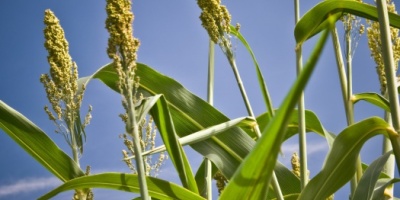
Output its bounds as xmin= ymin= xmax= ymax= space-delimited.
xmin=352 ymin=151 xmax=392 ymax=200
xmin=82 ymin=63 xmax=256 ymax=180
xmin=295 ymin=0 xmax=400 ymax=45
xmin=38 ymin=173 xmax=205 ymax=200
xmin=142 ymin=94 xmax=198 ymax=193
xmin=256 ymin=109 xmax=335 ymax=146
xmin=0 ymin=101 xmax=84 ymax=182
xmin=353 ymin=92 xmax=390 ymax=112
xmin=81 ymin=62 xmax=303 ymax=197
xmin=219 ymin=28 xmax=331 ymax=199
xmin=299 ymin=117 xmax=396 ymax=200
xmin=230 ymin=25 xmax=274 ymax=116
xmin=372 ymin=178 xmax=400 ymax=200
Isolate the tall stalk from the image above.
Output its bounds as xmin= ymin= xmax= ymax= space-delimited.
xmin=376 ymin=0 xmax=400 ymax=175
xmin=294 ymin=0 xmax=308 ymax=189
xmin=331 ymin=14 xmax=364 ymax=194
xmin=205 ymin=39 xmax=215 ymax=199
xmin=196 ymin=1 xmax=283 ymax=198
xmin=105 ymin=0 xmax=149 ymax=199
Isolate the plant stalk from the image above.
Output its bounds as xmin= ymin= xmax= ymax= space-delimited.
xmin=225 ymin=52 xmax=284 ymax=200
xmin=295 ymin=0 xmax=309 ymax=189
xmin=376 ymin=0 xmax=400 ymax=175
xmin=126 ymin=87 xmax=150 ymax=199
xmin=205 ymin=39 xmax=215 ymax=199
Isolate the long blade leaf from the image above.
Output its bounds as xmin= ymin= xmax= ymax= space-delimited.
xmin=353 ymin=92 xmax=390 ymax=112
xmin=352 ymin=151 xmax=392 ymax=200
xmin=295 ymin=0 xmax=400 ymax=45
xmin=0 ymin=101 xmax=84 ymax=182
xmin=299 ymin=117 xmax=396 ymax=200
xmin=38 ymin=173 xmax=205 ymax=200
xmin=81 ymin=63 xmax=256 ymax=179
xmin=142 ymin=116 xmax=256 ymax=156
xmin=219 ymin=28 xmax=331 ymax=199
xmin=144 ymin=94 xmax=198 ymax=193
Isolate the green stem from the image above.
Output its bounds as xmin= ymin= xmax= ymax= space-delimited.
xmin=376 ymin=0 xmax=400 ymax=175
xmin=225 ymin=47 xmax=284 ymax=200
xmin=126 ymin=87 xmax=150 ymax=199
xmin=383 ymin=110 xmax=395 ymax=198
xmin=331 ymin=28 xmax=349 ymax=112
xmin=205 ymin=39 xmax=215 ymax=199
xmin=295 ymin=0 xmax=308 ymax=189
xmin=345 ymin=23 xmax=359 ymax=194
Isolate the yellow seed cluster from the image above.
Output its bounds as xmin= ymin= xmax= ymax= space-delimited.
xmin=41 ymin=9 xmax=82 ymax=120
xmin=291 ymin=152 xmax=301 ymax=178
xmin=213 ymin=170 xmax=228 ymax=195
xmin=367 ymin=0 xmax=400 ymax=94
xmin=197 ymin=0 xmax=231 ymax=44
xmin=41 ymin=9 xmax=91 ymax=154
xmin=105 ymin=0 xmax=140 ymax=95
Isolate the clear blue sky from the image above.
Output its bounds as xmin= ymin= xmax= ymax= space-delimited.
xmin=0 ymin=0 xmax=398 ymax=199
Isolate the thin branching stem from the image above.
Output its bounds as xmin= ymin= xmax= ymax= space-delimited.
xmin=295 ymin=0 xmax=308 ymax=189
xmin=376 ymin=0 xmax=400 ymax=175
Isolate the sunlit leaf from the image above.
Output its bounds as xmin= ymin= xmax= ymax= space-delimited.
xmin=295 ymin=0 xmax=400 ymax=45
xmin=299 ymin=117 xmax=395 ymax=200
xmin=82 ymin=63 xmax=256 ymax=180
xmin=353 ymin=93 xmax=390 ymax=112
xmin=143 ymin=94 xmax=198 ymax=193
xmin=219 ymin=28 xmax=331 ymax=199
xmin=38 ymin=173 xmax=205 ymax=200
xmin=0 ymin=101 xmax=84 ymax=182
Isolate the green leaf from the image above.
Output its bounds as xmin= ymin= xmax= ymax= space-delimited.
xmin=144 ymin=94 xmax=198 ymax=193
xmin=256 ymin=109 xmax=335 ymax=146
xmin=0 ymin=101 xmax=84 ymax=182
xmin=353 ymin=93 xmax=390 ymax=112
xmin=372 ymin=178 xmax=400 ymax=200
xmin=352 ymin=151 xmax=392 ymax=200
xmin=142 ymin=116 xmax=257 ymax=156
xmin=38 ymin=173 xmax=205 ymax=200
xmin=219 ymin=28 xmax=331 ymax=199
xmin=299 ymin=117 xmax=395 ymax=200
xmin=295 ymin=0 xmax=400 ymax=45
xmin=195 ymin=160 xmax=219 ymax=197
xmin=83 ymin=63 xmax=256 ymax=179
xmin=230 ymin=25 xmax=274 ymax=116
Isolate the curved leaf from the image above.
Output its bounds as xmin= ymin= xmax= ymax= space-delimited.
xmin=83 ymin=63 xmax=256 ymax=179
xmin=219 ymin=28 xmax=331 ymax=199
xmin=353 ymin=93 xmax=390 ymax=112
xmin=230 ymin=25 xmax=274 ymax=116
xmin=299 ymin=117 xmax=396 ymax=200
xmin=295 ymin=0 xmax=400 ymax=45
xmin=0 ymin=101 xmax=84 ymax=182
xmin=372 ymin=178 xmax=400 ymax=200
xmin=143 ymin=94 xmax=198 ymax=193
xmin=352 ymin=151 xmax=392 ymax=200
xmin=38 ymin=173 xmax=205 ymax=200
xmin=256 ymin=109 xmax=335 ymax=146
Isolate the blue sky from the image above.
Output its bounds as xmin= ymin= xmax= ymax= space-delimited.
xmin=0 ymin=0 xmax=399 ymax=199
